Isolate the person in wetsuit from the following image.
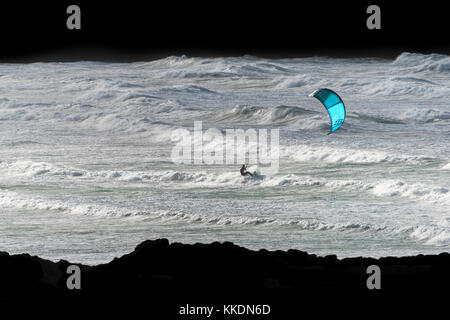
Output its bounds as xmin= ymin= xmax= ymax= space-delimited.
xmin=240 ymin=164 xmax=254 ymax=177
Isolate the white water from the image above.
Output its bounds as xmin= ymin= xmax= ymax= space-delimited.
xmin=0 ymin=52 xmax=449 ymax=264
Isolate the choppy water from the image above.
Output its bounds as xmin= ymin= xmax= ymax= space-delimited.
xmin=0 ymin=52 xmax=449 ymax=264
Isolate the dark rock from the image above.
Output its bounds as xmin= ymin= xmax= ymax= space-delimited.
xmin=0 ymin=239 xmax=448 ymax=314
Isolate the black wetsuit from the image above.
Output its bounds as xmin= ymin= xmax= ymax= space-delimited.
xmin=240 ymin=165 xmax=253 ymax=177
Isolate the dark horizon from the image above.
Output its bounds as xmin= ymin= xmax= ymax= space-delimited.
xmin=1 ymin=1 xmax=448 ymax=63
xmin=2 ymin=44 xmax=450 ymax=64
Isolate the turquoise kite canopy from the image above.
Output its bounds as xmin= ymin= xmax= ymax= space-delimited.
xmin=309 ymin=88 xmax=346 ymax=134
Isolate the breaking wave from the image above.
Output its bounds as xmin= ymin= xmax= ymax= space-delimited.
xmin=371 ymin=180 xmax=450 ymax=205
xmin=2 ymin=159 xmax=449 ymax=206
xmin=409 ymin=221 xmax=450 ymax=246
xmin=2 ymin=188 xmax=447 ymax=246
xmin=0 ymin=189 xmax=143 ymax=217
xmin=208 ymin=104 xmax=320 ymax=126
xmin=0 ymin=160 xmax=86 ymax=178
xmin=396 ymin=108 xmax=450 ymax=123
xmin=393 ymin=52 xmax=450 ymax=73
xmin=283 ymin=144 xmax=434 ymax=164
xmin=362 ymin=76 xmax=450 ymax=98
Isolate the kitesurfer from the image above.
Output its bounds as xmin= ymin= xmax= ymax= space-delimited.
xmin=240 ymin=164 xmax=254 ymax=177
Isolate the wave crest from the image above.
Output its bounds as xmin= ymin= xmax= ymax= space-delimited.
xmin=210 ymin=104 xmax=320 ymax=125
xmin=393 ymin=52 xmax=450 ymax=73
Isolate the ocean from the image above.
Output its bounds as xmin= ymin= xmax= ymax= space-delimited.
xmin=0 ymin=52 xmax=449 ymax=264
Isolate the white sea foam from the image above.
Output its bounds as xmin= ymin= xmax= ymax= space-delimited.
xmin=282 ymin=144 xmax=432 ymax=164
xmin=0 ymin=189 xmax=151 ymax=217
xmin=371 ymin=180 xmax=450 ymax=204
xmin=409 ymin=218 xmax=450 ymax=246
xmin=0 ymin=160 xmax=86 ymax=178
